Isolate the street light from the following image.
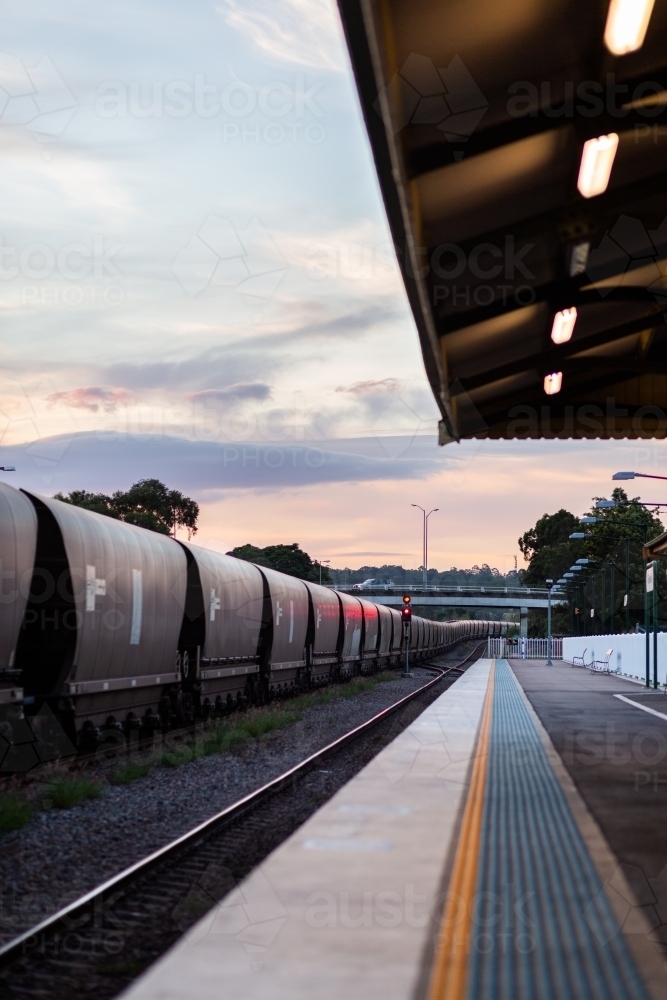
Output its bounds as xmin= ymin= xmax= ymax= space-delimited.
xmin=318 ymin=559 xmax=330 ymax=586
xmin=598 ymin=495 xmax=667 ymax=509
xmin=546 ymin=578 xmax=554 ymax=665
xmin=613 ymin=471 xmax=667 ymax=481
xmin=411 ymin=505 xmax=438 ymax=588
xmin=0 ymin=466 xmax=15 ymax=471
xmin=572 ymin=517 xmax=650 ymax=635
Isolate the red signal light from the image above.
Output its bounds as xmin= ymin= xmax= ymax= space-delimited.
xmin=401 ymin=605 xmax=412 ymax=619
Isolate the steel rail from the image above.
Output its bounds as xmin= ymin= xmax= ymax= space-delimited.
xmin=0 ymin=640 xmax=485 ymax=966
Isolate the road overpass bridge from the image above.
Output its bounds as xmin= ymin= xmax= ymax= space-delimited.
xmin=334 ymin=586 xmax=566 ymax=636
xmin=335 ymin=585 xmax=562 ymax=610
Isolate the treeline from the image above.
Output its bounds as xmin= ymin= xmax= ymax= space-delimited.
xmin=54 ymin=479 xmax=199 ymax=538
xmin=328 ymin=563 xmax=521 ymax=588
xmin=518 ymin=487 xmax=664 ymax=634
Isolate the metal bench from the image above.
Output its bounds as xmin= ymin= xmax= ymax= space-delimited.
xmin=571 ymin=648 xmax=588 ymax=668
xmin=589 ymin=648 xmax=613 ymax=674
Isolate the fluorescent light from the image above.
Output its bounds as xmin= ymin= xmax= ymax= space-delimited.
xmin=569 ymin=242 xmax=590 ymax=276
xmin=551 ymin=307 xmax=577 ymax=344
xmin=577 ymin=134 xmax=619 ymax=198
xmin=544 ymin=372 xmax=562 ymax=395
xmin=604 ymin=0 xmax=655 ymax=56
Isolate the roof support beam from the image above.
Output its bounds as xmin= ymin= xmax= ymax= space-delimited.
xmin=428 ymin=167 xmax=667 ymax=285
xmin=456 ymin=312 xmax=665 ymax=393
xmin=438 ymin=283 xmax=666 ymax=337
xmin=408 ymin=105 xmax=667 ymax=179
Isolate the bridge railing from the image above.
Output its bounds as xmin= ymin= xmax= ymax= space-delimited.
xmin=332 ymin=585 xmax=550 ymax=598
xmin=488 ymin=637 xmax=563 ymax=660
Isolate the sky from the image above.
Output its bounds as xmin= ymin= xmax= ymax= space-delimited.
xmin=0 ymin=0 xmax=664 ymax=574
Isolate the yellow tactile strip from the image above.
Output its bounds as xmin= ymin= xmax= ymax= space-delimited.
xmin=427 ymin=660 xmax=495 ymax=1000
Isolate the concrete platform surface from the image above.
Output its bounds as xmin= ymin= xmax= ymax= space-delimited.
xmin=119 ymin=659 xmax=665 ymax=1000
xmin=120 ymin=660 xmax=493 ymax=1000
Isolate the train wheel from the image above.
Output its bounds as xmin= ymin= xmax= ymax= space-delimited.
xmin=79 ymin=720 xmax=98 ymax=755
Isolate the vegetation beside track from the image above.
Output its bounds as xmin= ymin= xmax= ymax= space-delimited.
xmin=0 ymin=793 xmax=33 ymax=834
xmin=0 ymin=670 xmax=413 ymax=831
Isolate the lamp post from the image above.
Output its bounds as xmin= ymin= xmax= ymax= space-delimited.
xmin=546 ymin=578 xmax=554 ymax=665
xmin=610 ymin=477 xmax=666 ymax=685
xmin=646 ymin=560 xmax=658 ymax=689
xmin=411 ymin=505 xmax=439 ymax=588
xmin=318 ymin=559 xmax=330 ymax=586
xmin=613 ymin=471 xmax=667 ymax=482
xmin=567 ymin=564 xmax=583 ymax=632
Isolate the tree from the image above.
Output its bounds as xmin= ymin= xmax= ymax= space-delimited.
xmin=52 ymin=489 xmax=120 ymax=520
xmin=576 ymin=487 xmax=663 ymax=629
xmin=54 ymin=479 xmax=199 ymax=538
xmin=518 ymin=509 xmax=580 ymax=586
xmin=229 ymin=543 xmax=331 ymax=583
xmin=518 ymin=490 xmax=664 ymax=634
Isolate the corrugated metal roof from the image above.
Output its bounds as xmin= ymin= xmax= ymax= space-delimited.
xmin=336 ymin=0 xmax=667 ymax=440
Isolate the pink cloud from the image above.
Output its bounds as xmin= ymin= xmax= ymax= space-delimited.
xmin=336 ymin=378 xmax=400 ymax=396
xmin=46 ymin=386 xmax=134 ymax=413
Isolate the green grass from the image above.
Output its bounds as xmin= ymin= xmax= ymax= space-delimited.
xmin=198 ymin=710 xmax=300 ymax=756
xmin=154 ymin=672 xmax=396 ymax=772
xmin=49 ymin=776 xmax=103 ymax=809
xmin=291 ymin=672 xmax=395 ymax=711
xmin=0 ymin=792 xmax=32 ymax=833
xmin=110 ymin=759 xmax=153 ymax=785
xmin=158 ymin=709 xmax=302 ymax=769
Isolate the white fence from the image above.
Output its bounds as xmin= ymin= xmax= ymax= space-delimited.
xmin=562 ymin=633 xmax=667 ymax=685
xmin=487 ymin=637 xmax=563 ymax=660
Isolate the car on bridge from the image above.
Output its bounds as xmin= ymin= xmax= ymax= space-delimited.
xmin=352 ymin=578 xmax=394 ymax=591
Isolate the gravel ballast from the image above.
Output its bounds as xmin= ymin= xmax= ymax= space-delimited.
xmin=0 ymin=651 xmax=475 ymax=943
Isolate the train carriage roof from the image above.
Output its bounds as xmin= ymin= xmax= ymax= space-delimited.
xmin=336 ymin=0 xmax=667 ymax=441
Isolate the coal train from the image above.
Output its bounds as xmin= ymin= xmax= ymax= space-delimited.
xmin=0 ymin=482 xmax=507 ymax=749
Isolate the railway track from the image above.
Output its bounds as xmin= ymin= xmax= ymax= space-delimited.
xmin=0 ymin=641 xmax=485 ymax=1000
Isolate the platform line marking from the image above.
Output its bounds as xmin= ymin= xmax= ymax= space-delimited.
xmin=427 ymin=660 xmax=495 ymax=1000
xmin=613 ymin=694 xmax=667 ymax=721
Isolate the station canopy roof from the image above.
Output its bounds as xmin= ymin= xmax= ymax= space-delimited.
xmin=336 ymin=0 xmax=667 ymax=442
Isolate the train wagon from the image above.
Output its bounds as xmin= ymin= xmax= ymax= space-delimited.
xmin=0 ymin=482 xmax=508 ymax=752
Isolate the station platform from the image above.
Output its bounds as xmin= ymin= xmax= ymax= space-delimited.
xmin=120 ymin=661 xmax=665 ymax=1000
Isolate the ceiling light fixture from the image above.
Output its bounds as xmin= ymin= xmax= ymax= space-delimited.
xmin=551 ymin=307 xmax=577 ymax=344
xmin=604 ymin=0 xmax=655 ymax=56
xmin=544 ymin=372 xmax=563 ymax=395
xmin=569 ymin=242 xmax=590 ymax=276
xmin=577 ymin=134 xmax=619 ymax=198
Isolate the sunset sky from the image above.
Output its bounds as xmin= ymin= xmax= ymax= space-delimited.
xmin=0 ymin=0 xmax=665 ymax=573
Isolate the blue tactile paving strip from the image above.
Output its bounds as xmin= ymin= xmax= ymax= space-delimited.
xmin=468 ymin=660 xmax=650 ymax=1000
